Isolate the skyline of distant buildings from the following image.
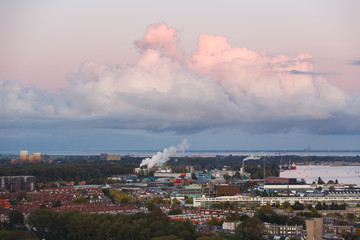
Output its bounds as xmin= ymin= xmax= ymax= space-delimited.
xmin=11 ymin=150 xmax=49 ymax=164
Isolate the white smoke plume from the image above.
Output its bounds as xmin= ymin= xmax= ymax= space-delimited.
xmin=139 ymin=139 xmax=189 ymax=168
xmin=243 ymin=155 xmax=261 ymax=162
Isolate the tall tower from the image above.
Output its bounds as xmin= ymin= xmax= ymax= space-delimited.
xmin=20 ymin=150 xmax=28 ymax=162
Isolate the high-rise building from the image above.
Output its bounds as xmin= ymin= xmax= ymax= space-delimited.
xmin=20 ymin=150 xmax=28 ymax=162
xmin=306 ymin=218 xmax=323 ymax=240
xmin=0 ymin=176 xmax=36 ymax=192
xmin=29 ymin=152 xmax=41 ymax=163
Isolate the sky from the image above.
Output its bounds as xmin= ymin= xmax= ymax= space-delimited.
xmin=1 ymin=0 xmax=360 ymax=153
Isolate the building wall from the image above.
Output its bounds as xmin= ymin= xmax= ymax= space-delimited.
xmin=33 ymin=152 xmax=41 ymax=162
xmin=0 ymin=176 xmax=36 ymax=192
xmin=106 ymin=154 xmax=121 ymax=161
xmin=193 ymin=194 xmax=360 ymax=207
xmin=266 ymin=223 xmax=303 ymax=237
xmin=20 ymin=150 xmax=28 ymax=162
xmin=216 ymin=185 xmax=241 ymax=196
xmin=306 ymin=218 xmax=323 ymax=240
xmin=183 ymin=185 xmax=202 ymax=196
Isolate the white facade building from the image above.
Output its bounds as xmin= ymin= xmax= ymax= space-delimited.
xmin=193 ymin=194 xmax=360 ymax=207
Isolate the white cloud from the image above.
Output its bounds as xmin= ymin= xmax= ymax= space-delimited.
xmin=1 ymin=24 xmax=359 ymax=135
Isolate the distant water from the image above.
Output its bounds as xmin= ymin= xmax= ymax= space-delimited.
xmin=1 ymin=150 xmax=359 ymax=157
xmin=280 ymin=165 xmax=360 ymax=186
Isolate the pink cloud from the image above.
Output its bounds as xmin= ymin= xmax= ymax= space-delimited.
xmin=134 ymin=23 xmax=179 ymax=57
xmin=1 ymin=23 xmax=356 ymax=134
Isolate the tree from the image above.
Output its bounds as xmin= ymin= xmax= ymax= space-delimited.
xmin=9 ymin=199 xmax=18 ymax=206
xmin=153 ymin=196 xmax=163 ymax=204
xmin=317 ymin=177 xmax=325 ymax=184
xmin=16 ymin=191 xmax=27 ymax=202
xmin=168 ymin=208 xmax=182 ymax=215
xmin=227 ymin=213 xmax=249 ymax=221
xmin=291 ymin=201 xmax=304 ymax=210
xmin=172 ymin=198 xmax=181 ymax=207
xmin=207 ymin=217 xmax=224 ymax=226
xmin=223 ymin=174 xmax=231 ymax=181
xmin=258 ymin=204 xmax=273 ymax=213
xmin=72 ymin=196 xmax=89 ymax=203
xmin=102 ymin=188 xmax=110 ymax=196
xmin=287 ymin=216 xmax=305 ymax=227
xmin=146 ymin=202 xmax=156 ymax=211
xmin=310 ymin=208 xmax=321 ymax=218
xmin=234 ymin=217 xmax=267 ymax=240
xmin=52 ymin=200 xmax=62 ymax=208
xmin=0 ymin=229 xmax=38 ymax=240
xmin=28 ymin=208 xmax=58 ymax=232
xmin=9 ymin=210 xmax=24 ymax=226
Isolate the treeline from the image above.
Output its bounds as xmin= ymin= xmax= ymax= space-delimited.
xmin=27 ymin=208 xmax=201 ymax=240
xmin=0 ymin=162 xmax=138 ymax=184
xmin=1 ymin=207 xmax=270 ymax=240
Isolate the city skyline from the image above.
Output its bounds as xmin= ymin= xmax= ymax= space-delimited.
xmin=1 ymin=1 xmax=360 ymax=151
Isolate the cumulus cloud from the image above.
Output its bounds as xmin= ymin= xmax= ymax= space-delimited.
xmin=134 ymin=23 xmax=180 ymax=57
xmin=1 ymin=23 xmax=359 ymax=135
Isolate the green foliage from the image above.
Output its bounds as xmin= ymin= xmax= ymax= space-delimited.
xmin=318 ymin=177 xmax=325 ymax=184
xmin=172 ymin=198 xmax=181 ymax=207
xmin=153 ymin=196 xmax=164 ymax=204
xmin=72 ymin=196 xmax=89 ymax=203
xmin=27 ymin=208 xmax=202 ymax=240
xmin=9 ymin=199 xmax=18 ymax=206
xmin=28 ymin=208 xmax=59 ymax=232
xmin=258 ymin=204 xmax=273 ymax=213
xmin=9 ymin=210 xmax=24 ymax=226
xmin=109 ymin=189 xmax=135 ymax=203
xmin=0 ymin=229 xmax=38 ymax=240
xmin=207 ymin=217 xmax=224 ymax=226
xmin=244 ymin=162 xmax=279 ymax=179
xmin=296 ymin=208 xmax=322 ymax=218
xmin=234 ymin=217 xmax=267 ymax=240
xmin=0 ymin=161 xmax=138 ymax=184
xmin=226 ymin=213 xmax=249 ymax=221
xmin=314 ymin=202 xmax=346 ymax=210
xmin=102 ymin=188 xmax=110 ymax=197
xmin=52 ymin=200 xmax=62 ymax=208
xmin=291 ymin=201 xmax=305 ymax=210
xmin=146 ymin=202 xmax=156 ymax=211
xmin=16 ymin=191 xmax=27 ymax=201
xmin=168 ymin=208 xmax=182 ymax=215
xmin=210 ymin=202 xmax=237 ymax=210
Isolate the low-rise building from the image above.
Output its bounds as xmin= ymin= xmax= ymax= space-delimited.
xmin=266 ymin=223 xmax=303 ymax=238
xmin=183 ymin=184 xmax=202 ymax=197
xmin=193 ymin=194 xmax=360 ymax=207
